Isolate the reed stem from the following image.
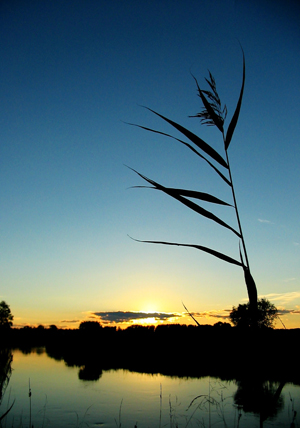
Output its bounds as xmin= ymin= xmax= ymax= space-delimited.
xmin=224 ymin=148 xmax=250 ymax=270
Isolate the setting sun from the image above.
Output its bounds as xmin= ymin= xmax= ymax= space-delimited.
xmin=133 ymin=317 xmax=158 ymax=326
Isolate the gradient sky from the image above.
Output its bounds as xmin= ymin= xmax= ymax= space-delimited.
xmin=1 ymin=0 xmax=300 ymax=329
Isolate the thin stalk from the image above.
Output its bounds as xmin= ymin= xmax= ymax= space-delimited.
xmin=29 ymin=378 xmax=32 ymax=428
xmin=224 ymin=145 xmax=250 ymax=269
xmin=208 ymin=379 xmax=211 ymax=428
xmin=159 ymin=384 xmax=162 ymax=428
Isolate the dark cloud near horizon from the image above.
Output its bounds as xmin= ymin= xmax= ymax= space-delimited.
xmin=191 ymin=311 xmax=230 ymax=320
xmin=60 ymin=319 xmax=80 ymax=323
xmin=88 ymin=306 xmax=300 ymax=326
xmin=92 ymin=311 xmax=180 ymax=324
xmin=278 ymin=309 xmax=300 ymax=315
xmin=192 ymin=308 xmax=300 ymax=319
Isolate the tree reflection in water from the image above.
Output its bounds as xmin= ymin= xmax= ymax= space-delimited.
xmin=0 ymin=348 xmax=14 ymax=423
xmin=234 ymin=379 xmax=287 ymax=427
xmin=78 ymin=364 xmax=103 ymax=381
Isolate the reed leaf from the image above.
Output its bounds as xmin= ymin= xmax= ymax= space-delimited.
xmin=243 ymin=267 xmax=258 ymax=307
xmin=239 ymin=242 xmax=246 ymax=268
xmin=191 ymin=75 xmax=224 ymax=133
xmin=182 ymin=302 xmax=201 ymax=327
xmin=132 ymin=186 xmax=232 ymax=206
xmin=128 ymin=167 xmax=241 ymax=237
xmin=141 ymin=106 xmax=228 ymax=169
xmin=0 ymin=399 xmax=15 ymax=421
xmin=126 ymin=122 xmax=231 ymax=186
xmin=225 ymin=48 xmax=245 ymax=150
xmin=128 ymin=236 xmax=243 ymax=267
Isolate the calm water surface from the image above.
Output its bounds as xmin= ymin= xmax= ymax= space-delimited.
xmin=3 ymin=349 xmax=299 ymax=428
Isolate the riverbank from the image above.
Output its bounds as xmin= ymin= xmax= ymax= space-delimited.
xmin=2 ymin=325 xmax=300 ymax=383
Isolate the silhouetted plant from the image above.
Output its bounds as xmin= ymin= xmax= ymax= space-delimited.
xmin=213 ymin=321 xmax=231 ymax=328
xmin=0 ymin=301 xmax=13 ymax=329
xmin=0 ymin=349 xmax=15 ymax=423
xmin=128 ymin=49 xmax=259 ymax=325
xmin=230 ymin=298 xmax=278 ymax=329
xmin=49 ymin=324 xmax=58 ymax=331
xmin=79 ymin=321 xmax=102 ymax=331
xmin=233 ymin=379 xmax=285 ymax=425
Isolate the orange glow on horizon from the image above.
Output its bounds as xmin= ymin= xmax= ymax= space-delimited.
xmin=11 ymin=307 xmax=300 ymax=330
xmin=132 ymin=317 xmax=158 ymax=326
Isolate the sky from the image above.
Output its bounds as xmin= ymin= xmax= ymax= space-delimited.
xmin=1 ymin=0 xmax=300 ymax=329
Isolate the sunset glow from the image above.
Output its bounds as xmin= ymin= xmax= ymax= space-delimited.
xmin=132 ymin=317 xmax=158 ymax=326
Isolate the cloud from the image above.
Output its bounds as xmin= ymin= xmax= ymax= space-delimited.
xmin=260 ymin=291 xmax=300 ymax=304
xmin=92 ymin=311 xmax=181 ymax=324
xmin=188 ymin=310 xmax=231 ymax=320
xmin=277 ymin=309 xmax=300 ymax=315
xmin=188 ymin=300 xmax=300 ymax=323
xmin=258 ymin=218 xmax=274 ymax=224
xmin=60 ymin=319 xmax=80 ymax=323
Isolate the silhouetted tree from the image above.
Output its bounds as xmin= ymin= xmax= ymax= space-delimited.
xmin=49 ymin=324 xmax=58 ymax=331
xmin=229 ymin=298 xmax=278 ymax=329
xmin=128 ymin=48 xmax=259 ymax=324
xmin=79 ymin=321 xmax=102 ymax=331
xmin=213 ymin=321 xmax=231 ymax=328
xmin=78 ymin=364 xmax=103 ymax=381
xmin=0 ymin=301 xmax=13 ymax=329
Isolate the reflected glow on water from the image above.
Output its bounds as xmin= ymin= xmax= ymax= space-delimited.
xmin=4 ymin=349 xmax=300 ymax=428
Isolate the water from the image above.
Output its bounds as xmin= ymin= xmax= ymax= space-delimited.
xmin=2 ymin=348 xmax=299 ymax=428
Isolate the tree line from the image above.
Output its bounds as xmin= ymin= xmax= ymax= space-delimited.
xmin=0 ymin=298 xmax=279 ymax=333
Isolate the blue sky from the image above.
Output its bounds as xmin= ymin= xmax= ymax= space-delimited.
xmin=1 ymin=0 xmax=300 ymax=328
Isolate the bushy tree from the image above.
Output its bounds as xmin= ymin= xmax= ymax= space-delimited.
xmin=0 ymin=301 xmax=13 ymax=329
xmin=49 ymin=324 xmax=58 ymax=331
xmin=229 ymin=298 xmax=278 ymax=329
xmin=79 ymin=321 xmax=102 ymax=331
xmin=213 ymin=321 xmax=231 ymax=328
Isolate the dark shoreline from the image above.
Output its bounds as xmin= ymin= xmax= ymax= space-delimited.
xmin=3 ymin=324 xmax=300 ymax=384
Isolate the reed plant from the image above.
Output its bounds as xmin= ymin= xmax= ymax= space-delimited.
xmin=128 ymin=48 xmax=258 ymax=324
xmin=0 ymin=349 xmax=15 ymax=425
